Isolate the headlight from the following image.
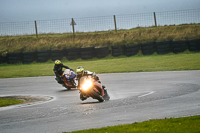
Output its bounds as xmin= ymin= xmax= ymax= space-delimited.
xmin=82 ymin=80 xmax=93 ymax=91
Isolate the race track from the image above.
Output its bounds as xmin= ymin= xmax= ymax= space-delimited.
xmin=0 ymin=71 xmax=200 ymax=133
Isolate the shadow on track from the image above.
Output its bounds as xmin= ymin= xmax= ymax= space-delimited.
xmin=80 ymin=101 xmax=101 ymax=104
xmin=57 ymin=89 xmax=79 ymax=92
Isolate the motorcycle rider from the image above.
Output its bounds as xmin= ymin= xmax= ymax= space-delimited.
xmin=53 ymin=60 xmax=71 ymax=84
xmin=76 ymin=66 xmax=106 ymax=101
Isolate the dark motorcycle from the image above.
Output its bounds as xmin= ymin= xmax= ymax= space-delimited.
xmin=55 ymin=69 xmax=76 ymax=90
xmin=79 ymin=76 xmax=110 ymax=102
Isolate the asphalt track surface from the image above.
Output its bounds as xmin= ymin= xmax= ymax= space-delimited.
xmin=0 ymin=70 xmax=200 ymax=133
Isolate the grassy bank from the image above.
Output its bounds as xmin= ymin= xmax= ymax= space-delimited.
xmin=65 ymin=115 xmax=200 ymax=133
xmin=0 ymin=24 xmax=200 ymax=54
xmin=0 ymin=52 xmax=200 ymax=79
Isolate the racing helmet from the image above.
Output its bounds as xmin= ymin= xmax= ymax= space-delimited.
xmin=55 ymin=60 xmax=61 ymax=65
xmin=76 ymin=66 xmax=84 ymax=76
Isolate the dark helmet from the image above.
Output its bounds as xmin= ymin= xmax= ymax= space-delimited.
xmin=76 ymin=66 xmax=84 ymax=76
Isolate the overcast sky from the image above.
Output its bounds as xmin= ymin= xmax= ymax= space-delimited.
xmin=0 ymin=0 xmax=200 ymax=22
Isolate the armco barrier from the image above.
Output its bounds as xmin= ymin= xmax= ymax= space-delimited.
xmin=156 ymin=41 xmax=172 ymax=55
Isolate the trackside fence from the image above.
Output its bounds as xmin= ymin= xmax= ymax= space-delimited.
xmin=0 ymin=9 xmax=200 ymax=36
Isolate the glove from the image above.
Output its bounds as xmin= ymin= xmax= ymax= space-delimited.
xmin=93 ymin=75 xmax=99 ymax=80
xmin=96 ymin=76 xmax=99 ymax=80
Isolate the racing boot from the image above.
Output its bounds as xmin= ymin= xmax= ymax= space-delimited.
xmin=102 ymin=85 xmax=110 ymax=100
xmin=55 ymin=76 xmax=62 ymax=84
xmin=70 ymin=80 xmax=76 ymax=87
xmin=102 ymin=85 xmax=107 ymax=95
xmin=102 ymin=85 xmax=105 ymax=89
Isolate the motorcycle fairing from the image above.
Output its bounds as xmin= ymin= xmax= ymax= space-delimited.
xmin=93 ymin=81 xmax=104 ymax=97
xmin=62 ymin=69 xmax=76 ymax=86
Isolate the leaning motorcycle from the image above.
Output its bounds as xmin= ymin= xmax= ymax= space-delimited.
xmin=79 ymin=76 xmax=110 ymax=102
xmin=55 ymin=69 xmax=76 ymax=90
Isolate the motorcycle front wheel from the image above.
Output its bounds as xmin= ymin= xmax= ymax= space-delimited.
xmin=91 ymin=89 xmax=104 ymax=102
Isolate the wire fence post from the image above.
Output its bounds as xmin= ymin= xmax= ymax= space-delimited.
xmin=153 ymin=12 xmax=157 ymax=27
xmin=71 ymin=18 xmax=75 ymax=35
xmin=34 ymin=20 xmax=38 ymax=38
xmin=113 ymin=15 xmax=117 ymax=32
xmin=70 ymin=18 xmax=76 ymax=41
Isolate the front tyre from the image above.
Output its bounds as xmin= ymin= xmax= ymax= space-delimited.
xmin=91 ymin=89 xmax=104 ymax=102
xmin=80 ymin=93 xmax=87 ymax=101
xmin=67 ymin=87 xmax=71 ymax=90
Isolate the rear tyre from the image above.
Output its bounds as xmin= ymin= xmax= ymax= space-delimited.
xmin=91 ymin=89 xmax=104 ymax=102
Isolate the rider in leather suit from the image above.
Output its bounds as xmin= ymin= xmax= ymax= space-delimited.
xmin=76 ymin=66 xmax=106 ymax=101
xmin=53 ymin=60 xmax=71 ymax=84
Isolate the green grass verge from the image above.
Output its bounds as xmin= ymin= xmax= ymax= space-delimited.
xmin=65 ymin=115 xmax=200 ymax=133
xmin=0 ymin=98 xmax=24 ymax=107
xmin=0 ymin=52 xmax=200 ymax=79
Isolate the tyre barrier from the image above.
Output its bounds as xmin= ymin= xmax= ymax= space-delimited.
xmin=111 ymin=45 xmax=126 ymax=57
xmin=0 ymin=55 xmax=7 ymax=64
xmin=37 ymin=50 xmax=51 ymax=63
xmin=7 ymin=53 xmax=23 ymax=64
xmin=141 ymin=42 xmax=156 ymax=55
xmin=22 ymin=51 xmax=37 ymax=64
xmin=1 ymin=39 xmax=200 ymax=64
xmin=95 ymin=47 xmax=109 ymax=58
xmin=187 ymin=39 xmax=200 ymax=52
xmin=125 ymin=44 xmax=140 ymax=57
xmin=156 ymin=41 xmax=172 ymax=55
xmin=51 ymin=50 xmax=65 ymax=61
xmin=66 ymin=48 xmax=80 ymax=60
xmin=80 ymin=47 xmax=95 ymax=60
xmin=171 ymin=40 xmax=188 ymax=54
